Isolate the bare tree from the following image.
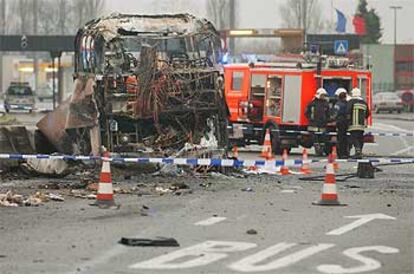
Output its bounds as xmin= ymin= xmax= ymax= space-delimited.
xmin=0 ymin=0 xmax=5 ymax=93
xmin=15 ymin=0 xmax=32 ymax=34
xmin=206 ymin=0 xmax=231 ymax=30
xmin=279 ymin=0 xmax=323 ymax=34
xmin=85 ymin=0 xmax=106 ymax=21
xmin=0 ymin=0 xmax=5 ymax=34
xmin=58 ymin=0 xmax=69 ymax=34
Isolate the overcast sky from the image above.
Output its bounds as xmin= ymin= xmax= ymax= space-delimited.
xmin=106 ymin=0 xmax=414 ymax=44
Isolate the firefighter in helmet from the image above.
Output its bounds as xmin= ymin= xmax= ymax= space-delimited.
xmin=347 ymin=87 xmax=370 ymax=159
xmin=333 ymin=88 xmax=349 ymax=158
xmin=305 ymin=88 xmax=330 ymax=154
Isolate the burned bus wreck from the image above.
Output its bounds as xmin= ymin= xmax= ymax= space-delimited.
xmin=37 ymin=14 xmax=229 ymax=156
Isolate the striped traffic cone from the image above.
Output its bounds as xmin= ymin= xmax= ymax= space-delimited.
xmin=260 ymin=129 xmax=274 ymax=160
xmin=300 ymin=148 xmax=312 ymax=174
xmin=95 ymin=151 xmax=117 ymax=208
xmin=312 ymin=154 xmax=346 ymax=206
xmin=332 ymin=146 xmax=339 ymax=171
xmin=279 ymin=149 xmax=292 ymax=176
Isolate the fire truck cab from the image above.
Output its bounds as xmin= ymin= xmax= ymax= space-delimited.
xmin=224 ymin=56 xmax=372 ymax=155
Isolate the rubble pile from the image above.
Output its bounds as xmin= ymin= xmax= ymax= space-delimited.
xmin=0 ymin=191 xmax=64 ymax=207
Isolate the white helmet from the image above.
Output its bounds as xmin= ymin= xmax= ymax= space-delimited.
xmin=351 ymin=88 xmax=361 ymax=97
xmin=335 ymin=88 xmax=347 ymax=97
xmin=315 ymin=88 xmax=328 ymax=99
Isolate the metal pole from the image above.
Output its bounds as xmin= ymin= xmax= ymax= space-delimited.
xmin=229 ymin=0 xmax=235 ymax=55
xmin=0 ymin=0 xmax=5 ymax=94
xmin=390 ymin=6 xmax=402 ymax=91
xmin=57 ymin=55 xmax=62 ymax=104
xmin=52 ymin=57 xmax=56 ymax=110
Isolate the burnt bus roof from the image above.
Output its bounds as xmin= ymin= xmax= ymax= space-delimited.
xmin=78 ymin=13 xmax=219 ymax=41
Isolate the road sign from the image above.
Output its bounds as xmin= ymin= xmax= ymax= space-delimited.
xmin=334 ymin=40 xmax=349 ymax=55
xmin=310 ymin=44 xmax=320 ymax=54
xmin=21 ymin=35 xmax=28 ymax=49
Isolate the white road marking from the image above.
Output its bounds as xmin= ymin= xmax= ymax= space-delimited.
xmin=392 ymin=146 xmax=414 ymax=156
xmin=364 ymin=143 xmax=379 ymax=146
xmin=229 ymin=243 xmax=334 ymax=272
xmin=281 ymin=189 xmax=296 ymax=193
xmin=326 ymin=214 xmax=396 ymax=236
xmin=372 ymin=123 xmax=412 ymax=133
xmin=194 ymin=216 xmax=227 ymax=226
xmin=317 ymin=245 xmax=399 ymax=274
xmin=130 ymin=240 xmax=257 ymax=269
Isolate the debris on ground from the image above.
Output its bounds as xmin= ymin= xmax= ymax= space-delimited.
xmin=68 ymin=190 xmax=97 ymax=200
xmin=0 ymin=191 xmax=54 ymax=207
xmin=119 ymin=237 xmax=180 ymax=247
xmin=140 ymin=205 xmax=157 ymax=216
xmin=170 ymin=182 xmax=189 ymax=190
xmin=153 ymin=164 xmax=185 ymax=177
xmin=246 ymin=229 xmax=258 ymax=235
xmin=21 ymin=158 xmax=70 ymax=177
xmin=0 ymin=114 xmax=19 ymax=125
xmin=199 ymin=182 xmax=212 ymax=188
xmin=345 ymin=185 xmax=361 ymax=189
xmin=155 ymin=186 xmax=173 ymax=195
xmin=47 ymin=193 xmax=65 ymax=202
xmin=241 ymin=187 xmax=253 ymax=192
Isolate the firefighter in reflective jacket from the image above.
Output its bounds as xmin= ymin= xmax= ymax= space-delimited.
xmin=305 ymin=88 xmax=330 ymax=154
xmin=333 ymin=88 xmax=349 ymax=158
xmin=347 ymin=88 xmax=370 ymax=159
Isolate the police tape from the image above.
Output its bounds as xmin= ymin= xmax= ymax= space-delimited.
xmin=1 ymin=153 xmax=413 ymax=168
xmin=227 ymin=126 xmax=414 ymax=137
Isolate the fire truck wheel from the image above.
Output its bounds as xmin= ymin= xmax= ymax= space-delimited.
xmin=299 ymin=138 xmax=313 ymax=149
xmin=324 ymin=143 xmax=333 ymax=156
xmin=263 ymin=122 xmax=282 ymax=155
xmin=314 ymin=144 xmax=326 ymax=156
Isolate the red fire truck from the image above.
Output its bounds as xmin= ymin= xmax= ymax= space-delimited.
xmin=224 ymin=56 xmax=373 ymax=155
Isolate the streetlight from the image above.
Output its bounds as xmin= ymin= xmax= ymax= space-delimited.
xmin=390 ymin=6 xmax=402 ymax=45
xmin=390 ymin=6 xmax=402 ymax=91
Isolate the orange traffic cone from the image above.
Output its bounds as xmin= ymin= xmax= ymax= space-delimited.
xmin=260 ymin=129 xmax=274 ymax=160
xmin=232 ymin=145 xmax=239 ymax=159
xmin=300 ymin=148 xmax=312 ymax=174
xmin=279 ymin=149 xmax=292 ymax=175
xmin=313 ymin=154 xmax=346 ymax=206
xmin=332 ymin=146 xmax=339 ymax=171
xmin=95 ymin=151 xmax=117 ymax=208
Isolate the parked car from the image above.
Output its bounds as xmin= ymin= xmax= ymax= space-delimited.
xmin=36 ymin=84 xmax=54 ymax=102
xmin=4 ymin=82 xmax=35 ymax=113
xmin=373 ymin=92 xmax=404 ymax=113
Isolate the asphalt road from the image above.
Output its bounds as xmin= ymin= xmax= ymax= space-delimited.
xmin=0 ymin=111 xmax=413 ymax=274
xmin=0 ymin=163 xmax=412 ymax=274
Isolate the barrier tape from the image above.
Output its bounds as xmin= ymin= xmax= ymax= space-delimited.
xmin=227 ymin=126 xmax=414 ymax=137
xmin=1 ymin=154 xmax=413 ymax=168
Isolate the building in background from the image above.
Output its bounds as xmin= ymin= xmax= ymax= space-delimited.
xmin=362 ymin=44 xmax=414 ymax=93
xmin=395 ymin=45 xmax=414 ymax=91
xmin=361 ymin=44 xmax=394 ymax=93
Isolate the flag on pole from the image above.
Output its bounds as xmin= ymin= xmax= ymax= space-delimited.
xmin=335 ymin=9 xmax=347 ymax=33
xmin=353 ymin=15 xmax=366 ymax=35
